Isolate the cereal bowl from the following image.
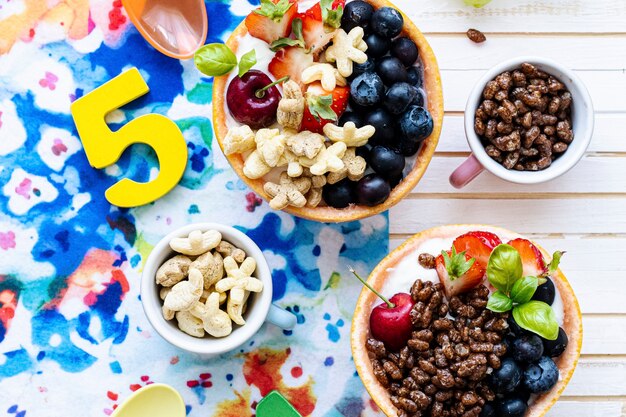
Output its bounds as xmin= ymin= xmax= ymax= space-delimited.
xmin=141 ymin=223 xmax=296 ymax=356
xmin=212 ymin=0 xmax=444 ymax=223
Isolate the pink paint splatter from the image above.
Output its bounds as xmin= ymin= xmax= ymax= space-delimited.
xmin=0 ymin=231 xmax=16 ymax=250
xmin=0 ymin=111 xmax=3 ymax=128
xmin=246 ymin=192 xmax=263 ymax=212
xmin=15 ymin=178 xmax=32 ymax=199
xmin=166 ymin=217 xmax=172 ymax=225
xmin=51 ymin=138 xmax=68 ymax=156
xmin=39 ymin=72 xmax=58 ymax=91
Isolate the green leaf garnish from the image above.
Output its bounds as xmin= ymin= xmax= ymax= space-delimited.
xmin=255 ymin=0 xmax=294 ymax=22
xmin=194 ymin=43 xmax=237 ymax=77
xmin=548 ymin=251 xmax=565 ymax=274
xmin=270 ymin=18 xmax=306 ymax=51
xmin=510 ymin=276 xmax=539 ymax=304
xmin=238 ymin=49 xmax=257 ymax=77
xmin=513 ymin=301 xmax=559 ymax=340
xmin=487 ymin=291 xmax=513 ymax=313
xmin=442 ymin=246 xmax=475 ymax=281
xmin=306 ymin=93 xmax=337 ymax=122
xmin=463 ymin=0 xmax=493 ymax=7
xmin=320 ymin=0 xmax=344 ymax=29
xmin=487 ymin=244 xmax=523 ymax=295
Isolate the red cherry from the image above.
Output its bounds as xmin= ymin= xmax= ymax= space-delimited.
xmin=226 ymin=70 xmax=283 ymax=130
xmin=370 ymin=293 xmax=414 ymax=351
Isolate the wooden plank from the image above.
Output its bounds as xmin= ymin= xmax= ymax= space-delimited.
xmin=441 ymin=70 xmax=626 ymax=112
xmin=429 ymin=35 xmax=626 ymax=71
xmin=436 ymin=113 xmax=626 ymax=153
xmin=389 ymin=198 xmax=626 ymax=235
xmin=565 ymin=358 xmax=626 ymax=396
xmin=413 ymin=156 xmax=626 ymax=194
xmin=583 ymin=316 xmax=626 ymax=355
xmin=393 ymin=0 xmax=626 ymax=33
xmin=548 ymin=402 xmax=624 ymax=417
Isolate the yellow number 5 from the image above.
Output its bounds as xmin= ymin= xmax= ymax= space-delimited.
xmin=71 ymin=67 xmax=188 ymax=208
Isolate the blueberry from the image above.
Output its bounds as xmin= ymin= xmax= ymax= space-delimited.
xmin=355 ymin=145 xmax=371 ymax=164
xmin=531 ymin=278 xmax=556 ymax=305
xmin=512 ymin=333 xmax=544 ymax=363
xmin=365 ymin=108 xmax=396 ymax=145
xmin=507 ymin=315 xmax=527 ymax=336
xmin=542 ymin=327 xmax=568 ymax=357
xmin=357 ymin=174 xmax=391 ymax=206
xmin=323 ymin=179 xmax=356 ymax=208
xmin=495 ymin=397 xmax=528 ymax=417
xmin=351 ymin=60 xmax=375 ymax=80
xmin=391 ymin=37 xmax=418 ymax=66
xmin=412 ymin=88 xmax=426 ymax=107
xmin=489 ymin=357 xmax=522 ymax=394
xmin=393 ymin=136 xmax=422 ymax=156
xmin=370 ymin=146 xmax=405 ymax=180
xmin=339 ymin=111 xmax=364 ymax=127
xmin=398 ymin=105 xmax=434 ymax=143
xmin=350 ymin=72 xmax=385 ymax=107
xmin=376 ymin=56 xmax=408 ymax=85
xmin=370 ymin=7 xmax=404 ymax=39
xmin=364 ymin=33 xmax=391 ymax=59
xmin=479 ymin=402 xmax=496 ymax=417
xmin=523 ymin=356 xmax=559 ymax=393
xmin=384 ymin=82 xmax=418 ymax=115
xmin=407 ymin=66 xmax=423 ymax=87
xmin=341 ymin=0 xmax=374 ymax=32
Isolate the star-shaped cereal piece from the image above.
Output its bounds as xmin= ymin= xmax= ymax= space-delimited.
xmin=256 ymin=128 xmax=287 ymax=167
xmin=325 ymin=27 xmax=368 ymax=78
xmin=215 ymin=256 xmax=263 ymax=305
xmin=286 ymin=130 xmax=325 ymax=160
xmin=300 ymin=142 xmax=347 ymax=176
xmin=324 ymin=122 xmax=375 ymax=147
xmin=264 ymin=172 xmax=312 ymax=210
xmin=327 ymin=147 xmax=367 ymax=184
xmin=223 ymin=125 xmax=255 ymax=155
xmin=301 ymin=63 xmax=347 ymax=92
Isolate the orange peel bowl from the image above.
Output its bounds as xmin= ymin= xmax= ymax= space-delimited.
xmin=212 ymin=0 xmax=444 ymax=222
xmin=351 ymin=224 xmax=583 ymax=417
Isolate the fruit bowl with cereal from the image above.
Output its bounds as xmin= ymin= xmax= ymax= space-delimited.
xmin=206 ymin=0 xmax=444 ymax=222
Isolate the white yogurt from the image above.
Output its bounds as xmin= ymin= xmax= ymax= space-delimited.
xmin=381 ymin=233 xmax=565 ymax=326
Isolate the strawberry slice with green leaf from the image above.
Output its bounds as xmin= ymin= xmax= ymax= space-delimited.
xmin=268 ymin=45 xmax=314 ymax=84
xmin=507 ymin=238 xmax=548 ymax=278
xmin=245 ymin=0 xmax=298 ymax=44
xmin=436 ymin=246 xmax=486 ymax=298
xmin=300 ymin=0 xmax=345 ymax=54
xmin=270 ymin=18 xmax=306 ymax=51
xmin=300 ymin=81 xmax=349 ymax=133
xmin=453 ymin=231 xmax=501 ymax=269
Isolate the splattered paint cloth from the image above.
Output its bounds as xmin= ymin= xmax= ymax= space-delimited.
xmin=0 ymin=1 xmax=389 ymax=416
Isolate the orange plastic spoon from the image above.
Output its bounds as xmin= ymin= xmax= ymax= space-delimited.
xmin=122 ymin=0 xmax=208 ymax=60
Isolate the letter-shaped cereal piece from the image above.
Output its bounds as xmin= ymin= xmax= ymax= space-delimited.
xmin=327 ymin=147 xmax=367 ymax=184
xmin=256 ymin=129 xmax=286 ymax=168
xmin=301 ymin=63 xmax=347 ymax=91
xmin=243 ymin=150 xmax=272 ymax=179
xmin=263 ymin=172 xmax=312 ymax=210
xmin=155 ymin=255 xmax=192 ymax=287
xmin=300 ymin=141 xmax=347 ymax=176
xmin=324 ymin=122 xmax=375 ymax=148
xmin=169 ymin=230 xmax=222 ymax=256
xmin=223 ymin=125 xmax=255 ymax=155
xmin=164 ymin=267 xmax=204 ymax=311
xmin=216 ymin=257 xmax=263 ymax=304
xmin=176 ymin=310 xmax=205 ymax=337
xmin=191 ymin=251 xmax=224 ymax=289
xmin=325 ymin=28 xmax=368 ymax=78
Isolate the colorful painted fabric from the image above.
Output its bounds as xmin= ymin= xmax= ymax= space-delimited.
xmin=0 ymin=1 xmax=389 ymax=416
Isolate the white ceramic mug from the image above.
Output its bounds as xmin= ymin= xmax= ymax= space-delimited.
xmin=141 ymin=222 xmax=296 ymax=356
xmin=449 ymin=56 xmax=594 ymax=188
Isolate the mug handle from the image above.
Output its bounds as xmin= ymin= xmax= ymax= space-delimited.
xmin=266 ymin=305 xmax=297 ymax=330
xmin=449 ymin=154 xmax=485 ymax=189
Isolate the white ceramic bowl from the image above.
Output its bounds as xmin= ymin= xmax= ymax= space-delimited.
xmin=141 ymin=222 xmax=295 ymax=356
xmin=452 ymin=56 xmax=594 ymax=187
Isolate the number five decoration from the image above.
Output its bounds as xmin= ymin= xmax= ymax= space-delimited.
xmin=71 ymin=68 xmax=188 ymax=208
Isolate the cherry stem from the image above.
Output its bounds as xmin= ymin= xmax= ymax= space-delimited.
xmin=255 ymin=76 xmax=290 ymax=99
xmin=349 ymin=266 xmax=395 ymax=308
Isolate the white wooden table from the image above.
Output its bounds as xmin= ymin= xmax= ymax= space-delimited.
xmin=388 ymin=1 xmax=626 ymax=416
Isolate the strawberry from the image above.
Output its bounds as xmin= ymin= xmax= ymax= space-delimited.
xmin=245 ymin=0 xmax=298 ymax=44
xmin=436 ymin=247 xmax=486 ymax=299
xmin=453 ymin=231 xmax=501 ymax=269
xmin=268 ymin=46 xmax=314 ymax=84
xmin=507 ymin=238 xmax=548 ymax=277
xmin=300 ymin=81 xmax=349 ymax=133
xmin=300 ymin=0 xmax=345 ymax=54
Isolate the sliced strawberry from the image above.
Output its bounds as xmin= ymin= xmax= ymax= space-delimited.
xmin=245 ymin=0 xmax=298 ymax=44
xmin=436 ymin=247 xmax=486 ymax=299
xmin=300 ymin=0 xmax=345 ymax=53
xmin=507 ymin=238 xmax=548 ymax=277
xmin=268 ymin=46 xmax=314 ymax=84
xmin=453 ymin=231 xmax=501 ymax=269
xmin=300 ymin=81 xmax=349 ymax=133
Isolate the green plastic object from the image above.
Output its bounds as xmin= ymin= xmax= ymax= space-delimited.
xmin=256 ymin=391 xmax=302 ymax=417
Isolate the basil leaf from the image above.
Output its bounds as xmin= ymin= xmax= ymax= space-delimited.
xmin=548 ymin=251 xmax=565 ymax=274
xmin=487 ymin=291 xmax=513 ymax=313
xmin=513 ymin=301 xmax=559 ymax=340
xmin=238 ymin=49 xmax=257 ymax=77
xmin=511 ymin=276 xmax=539 ymax=304
xmin=194 ymin=43 xmax=237 ymax=77
xmin=306 ymin=94 xmax=337 ymax=121
xmin=487 ymin=244 xmax=523 ymax=295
